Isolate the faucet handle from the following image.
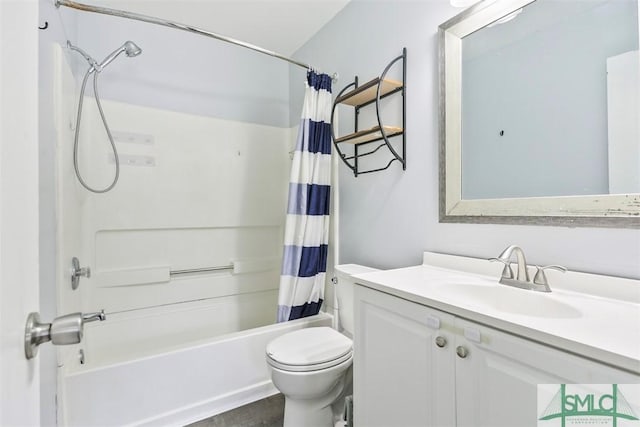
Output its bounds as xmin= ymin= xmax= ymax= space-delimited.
xmin=488 ymin=257 xmax=514 ymax=279
xmin=533 ymin=265 xmax=567 ymax=286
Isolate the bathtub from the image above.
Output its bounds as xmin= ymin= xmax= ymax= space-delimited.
xmin=59 ymin=309 xmax=333 ymax=426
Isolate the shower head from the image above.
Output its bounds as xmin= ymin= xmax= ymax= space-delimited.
xmin=123 ymin=41 xmax=142 ymax=57
xmin=97 ymin=40 xmax=142 ymax=71
xmin=67 ymin=40 xmax=142 ymax=73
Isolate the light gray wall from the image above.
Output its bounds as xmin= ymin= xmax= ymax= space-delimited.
xmin=462 ymin=0 xmax=638 ymax=199
xmin=291 ymin=0 xmax=640 ymax=279
xmin=71 ymin=10 xmax=291 ymax=127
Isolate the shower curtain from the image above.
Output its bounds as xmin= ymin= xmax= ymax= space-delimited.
xmin=277 ymin=70 xmax=332 ymax=322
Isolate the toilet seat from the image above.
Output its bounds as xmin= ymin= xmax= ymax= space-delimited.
xmin=266 ymin=327 xmax=353 ymax=372
xmin=267 ymin=351 xmax=353 ymax=372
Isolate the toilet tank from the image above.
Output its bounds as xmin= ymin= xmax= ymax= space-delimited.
xmin=334 ymin=264 xmax=379 ymax=336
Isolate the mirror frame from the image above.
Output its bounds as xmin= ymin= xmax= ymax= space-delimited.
xmin=438 ymin=0 xmax=640 ymax=228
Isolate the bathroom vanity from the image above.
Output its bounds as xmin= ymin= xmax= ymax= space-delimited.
xmin=352 ymin=252 xmax=640 ymax=427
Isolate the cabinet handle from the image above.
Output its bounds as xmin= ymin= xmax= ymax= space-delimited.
xmin=456 ymin=346 xmax=469 ymax=359
xmin=435 ymin=336 xmax=447 ymax=348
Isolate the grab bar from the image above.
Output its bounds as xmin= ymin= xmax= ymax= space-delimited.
xmin=96 ymin=259 xmax=279 ymax=287
xmin=169 ymin=265 xmax=234 ymax=276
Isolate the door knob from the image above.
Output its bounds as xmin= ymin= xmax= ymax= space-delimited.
xmin=25 ymin=310 xmax=105 ymax=359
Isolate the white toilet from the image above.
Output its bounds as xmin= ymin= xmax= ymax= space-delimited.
xmin=265 ymin=264 xmax=378 ymax=427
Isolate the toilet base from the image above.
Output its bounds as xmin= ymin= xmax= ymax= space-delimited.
xmin=282 ymin=376 xmax=346 ymax=427
xmin=266 ymin=334 xmax=353 ymax=427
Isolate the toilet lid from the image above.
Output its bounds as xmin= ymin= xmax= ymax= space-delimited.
xmin=266 ymin=327 xmax=352 ymax=370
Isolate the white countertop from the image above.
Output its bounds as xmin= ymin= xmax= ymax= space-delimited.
xmin=352 ymin=252 xmax=640 ymax=374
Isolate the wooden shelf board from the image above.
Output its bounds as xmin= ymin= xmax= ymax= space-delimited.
xmin=336 ymin=78 xmax=403 ymax=107
xmin=335 ymin=126 xmax=403 ymax=145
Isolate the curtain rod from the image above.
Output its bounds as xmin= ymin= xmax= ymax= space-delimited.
xmin=55 ymin=0 xmax=336 ymax=78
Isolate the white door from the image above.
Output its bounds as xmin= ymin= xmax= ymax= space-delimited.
xmin=0 ymin=1 xmax=41 ymax=425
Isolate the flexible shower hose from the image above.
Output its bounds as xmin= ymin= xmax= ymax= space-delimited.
xmin=73 ymin=67 xmax=120 ymax=193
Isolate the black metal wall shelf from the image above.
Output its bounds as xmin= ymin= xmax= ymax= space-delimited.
xmin=331 ymin=48 xmax=406 ymax=177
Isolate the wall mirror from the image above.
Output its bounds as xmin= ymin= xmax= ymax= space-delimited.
xmin=439 ymin=0 xmax=640 ymax=227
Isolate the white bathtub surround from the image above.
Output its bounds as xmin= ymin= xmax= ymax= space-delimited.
xmin=55 ymin=95 xmax=293 ymax=353
xmin=55 ymin=93 xmax=293 ymax=312
xmin=52 ymin=46 xmax=316 ymax=426
xmin=78 ymin=292 xmax=279 ymax=369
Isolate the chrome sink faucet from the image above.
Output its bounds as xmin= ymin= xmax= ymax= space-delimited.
xmin=489 ymin=245 xmax=566 ymax=292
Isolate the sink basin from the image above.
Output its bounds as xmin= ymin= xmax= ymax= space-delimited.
xmin=436 ymin=282 xmax=582 ymax=319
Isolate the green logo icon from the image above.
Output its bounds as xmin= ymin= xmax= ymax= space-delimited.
xmin=539 ymin=384 xmax=639 ymax=426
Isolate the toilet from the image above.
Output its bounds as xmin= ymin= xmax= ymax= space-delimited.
xmin=265 ymin=264 xmax=378 ymax=427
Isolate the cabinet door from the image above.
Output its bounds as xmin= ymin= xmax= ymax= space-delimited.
xmin=454 ymin=317 xmax=640 ymax=427
xmin=354 ymin=285 xmax=456 ymax=427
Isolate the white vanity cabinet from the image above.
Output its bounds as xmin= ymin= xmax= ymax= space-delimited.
xmin=354 ymin=284 xmax=640 ymax=427
xmin=353 ymin=284 xmax=457 ymax=426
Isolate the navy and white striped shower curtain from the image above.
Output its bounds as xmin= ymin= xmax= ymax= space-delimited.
xmin=277 ymin=71 xmax=332 ymax=322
